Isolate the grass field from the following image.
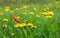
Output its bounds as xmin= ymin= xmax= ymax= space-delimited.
xmin=0 ymin=1 xmax=60 ymax=38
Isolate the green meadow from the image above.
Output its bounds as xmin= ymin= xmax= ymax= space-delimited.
xmin=0 ymin=0 xmax=60 ymax=38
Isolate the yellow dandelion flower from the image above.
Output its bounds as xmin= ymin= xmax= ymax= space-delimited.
xmin=3 ymin=18 xmax=8 ymax=22
xmin=27 ymin=23 xmax=34 ymax=27
xmin=15 ymin=23 xmax=26 ymax=28
xmin=5 ymin=8 xmax=10 ymax=12
xmin=11 ymin=33 xmax=14 ymax=36
xmin=5 ymin=6 xmax=10 ymax=12
xmin=42 ymin=11 xmax=54 ymax=16
xmin=45 ymin=16 xmax=52 ymax=18
xmin=27 ymin=23 xmax=36 ymax=28
xmin=15 ymin=8 xmax=20 ymax=10
xmin=29 ymin=12 xmax=34 ymax=15
xmin=48 ymin=11 xmax=54 ymax=15
xmin=31 ymin=26 xmax=37 ymax=28
xmin=15 ymin=23 xmax=20 ymax=28
xmin=17 ymin=16 xmax=20 ymax=19
xmin=23 ymin=5 xmax=28 ymax=8
xmin=36 ymin=15 xmax=40 ymax=18
xmin=42 ymin=12 xmax=48 ymax=15
xmin=34 ymin=7 xmax=37 ymax=10
xmin=20 ymin=23 xmax=26 ymax=27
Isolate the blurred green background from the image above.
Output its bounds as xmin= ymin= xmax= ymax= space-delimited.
xmin=0 ymin=0 xmax=60 ymax=5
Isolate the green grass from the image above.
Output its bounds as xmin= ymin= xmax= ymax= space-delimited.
xmin=0 ymin=1 xmax=60 ymax=38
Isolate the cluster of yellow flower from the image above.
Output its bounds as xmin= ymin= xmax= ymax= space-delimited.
xmin=15 ymin=23 xmax=26 ymax=28
xmin=27 ymin=23 xmax=36 ymax=28
xmin=15 ymin=23 xmax=36 ymax=28
xmin=20 ymin=5 xmax=29 ymax=9
xmin=29 ymin=12 xmax=34 ymax=15
xmin=4 ymin=5 xmax=29 ymax=12
xmin=3 ymin=18 xmax=8 ymax=22
xmin=15 ymin=8 xmax=20 ymax=11
xmin=42 ymin=11 xmax=54 ymax=18
xmin=22 ymin=5 xmax=29 ymax=9
xmin=34 ymin=7 xmax=37 ymax=10
xmin=5 ymin=6 xmax=10 ymax=12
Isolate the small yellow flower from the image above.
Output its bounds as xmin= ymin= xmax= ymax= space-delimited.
xmin=34 ymin=7 xmax=37 ymax=10
xmin=27 ymin=23 xmax=33 ymax=27
xmin=15 ymin=23 xmax=20 ymax=28
xmin=15 ymin=23 xmax=26 ymax=28
xmin=11 ymin=33 xmax=14 ymax=36
xmin=15 ymin=8 xmax=20 ymax=10
xmin=31 ymin=26 xmax=36 ymax=28
xmin=42 ymin=11 xmax=54 ymax=16
xmin=29 ymin=12 xmax=34 ymax=15
xmin=45 ymin=16 xmax=52 ymax=18
xmin=20 ymin=23 xmax=26 ymax=27
xmin=27 ymin=23 xmax=36 ymax=28
xmin=5 ymin=6 xmax=10 ymax=12
xmin=48 ymin=11 xmax=54 ymax=15
xmin=5 ymin=8 xmax=10 ymax=12
xmin=36 ymin=15 xmax=40 ymax=18
xmin=17 ymin=16 xmax=20 ymax=19
xmin=3 ymin=18 xmax=8 ymax=22
xmin=23 ymin=5 xmax=28 ymax=8
xmin=42 ymin=12 xmax=48 ymax=15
